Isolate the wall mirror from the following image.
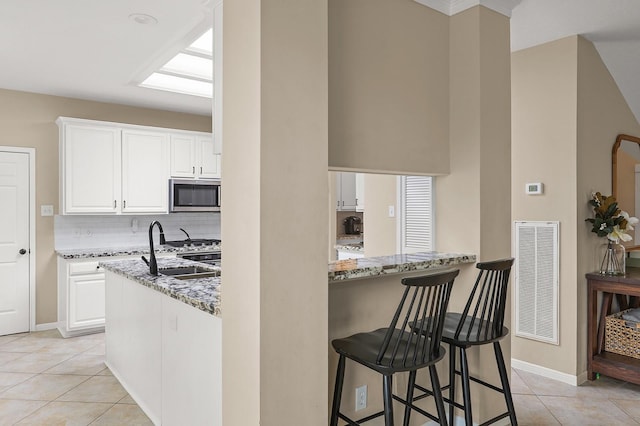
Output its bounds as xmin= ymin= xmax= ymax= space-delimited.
xmin=613 ymin=134 xmax=640 ymax=246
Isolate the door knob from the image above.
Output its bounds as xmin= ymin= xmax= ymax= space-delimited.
xmin=19 ymin=249 xmax=27 ymax=255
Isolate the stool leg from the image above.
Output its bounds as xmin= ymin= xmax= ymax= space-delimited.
xmin=330 ymin=355 xmax=346 ymax=426
xmin=494 ymin=342 xmax=518 ymax=425
xmin=448 ymin=344 xmax=456 ymax=423
xmin=429 ymin=365 xmax=448 ymax=426
xmin=403 ymin=370 xmax=417 ymax=426
xmin=383 ymin=374 xmax=395 ymax=426
xmin=460 ymin=347 xmax=473 ymax=426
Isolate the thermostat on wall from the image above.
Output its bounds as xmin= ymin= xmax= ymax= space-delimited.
xmin=525 ymin=182 xmax=544 ymax=195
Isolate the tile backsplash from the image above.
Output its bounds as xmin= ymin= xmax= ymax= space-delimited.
xmin=54 ymin=213 xmax=221 ymax=250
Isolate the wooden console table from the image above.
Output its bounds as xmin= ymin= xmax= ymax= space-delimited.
xmin=587 ymin=268 xmax=640 ymax=384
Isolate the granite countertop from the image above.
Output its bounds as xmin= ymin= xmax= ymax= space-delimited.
xmin=56 ymin=243 xmax=221 ymax=260
xmin=99 ymin=257 xmax=221 ymax=317
xmin=335 ymin=243 xmax=364 ymax=253
xmin=328 ymin=251 xmax=476 ymax=282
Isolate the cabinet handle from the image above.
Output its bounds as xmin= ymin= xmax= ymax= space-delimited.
xmin=337 ymin=201 xmax=340 ymax=208
xmin=193 ymin=166 xmax=195 ymax=174
xmin=123 ymin=200 xmax=126 ymax=208
xmin=114 ymin=200 xmax=116 ymax=209
xmin=342 ymin=201 xmax=344 ymax=206
xmin=356 ymin=198 xmax=358 ymax=206
xmin=200 ymin=166 xmax=203 ymax=174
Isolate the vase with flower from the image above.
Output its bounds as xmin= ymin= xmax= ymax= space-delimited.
xmin=586 ymin=192 xmax=639 ymax=275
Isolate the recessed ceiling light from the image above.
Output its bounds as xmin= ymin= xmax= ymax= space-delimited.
xmin=129 ymin=13 xmax=158 ymax=25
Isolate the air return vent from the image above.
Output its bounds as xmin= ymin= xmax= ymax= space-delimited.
xmin=514 ymin=221 xmax=559 ymax=345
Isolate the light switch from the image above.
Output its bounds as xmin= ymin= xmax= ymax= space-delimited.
xmin=41 ymin=205 xmax=54 ymax=216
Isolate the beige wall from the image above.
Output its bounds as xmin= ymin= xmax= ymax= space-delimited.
xmin=221 ymin=1 xmax=511 ymax=423
xmin=221 ymin=0 xmax=329 ymax=424
xmin=363 ymin=174 xmax=398 ymax=257
xmin=328 ymin=0 xmax=450 ymax=175
xmin=0 ymin=88 xmax=211 ymax=325
xmin=511 ymin=36 xmax=579 ymax=375
xmin=437 ymin=7 xmax=512 ymax=421
xmin=511 ymin=35 xmax=640 ymax=377
xmin=575 ymin=36 xmax=640 ymax=374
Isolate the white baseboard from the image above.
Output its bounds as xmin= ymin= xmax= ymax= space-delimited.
xmin=34 ymin=322 xmax=59 ymax=331
xmin=511 ymin=358 xmax=587 ymax=386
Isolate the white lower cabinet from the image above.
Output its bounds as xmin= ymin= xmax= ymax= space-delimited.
xmin=105 ymin=271 xmax=222 ymax=426
xmin=337 ymin=250 xmax=365 ymax=260
xmin=105 ymin=272 xmax=162 ymax=424
xmin=58 ymin=254 xmax=175 ymax=338
xmin=58 ymin=258 xmax=106 ymax=337
xmin=161 ymin=296 xmax=222 ymax=426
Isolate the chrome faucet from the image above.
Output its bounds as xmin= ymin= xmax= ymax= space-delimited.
xmin=142 ymin=220 xmax=166 ymax=276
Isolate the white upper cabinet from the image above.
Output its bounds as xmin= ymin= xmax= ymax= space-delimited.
xmin=170 ymin=134 xmax=220 ymax=179
xmin=355 ymin=173 xmax=365 ymax=212
xmin=60 ymin=121 xmax=121 ymax=214
xmin=338 ymin=172 xmax=357 ymax=211
xmin=170 ymin=134 xmax=197 ymax=178
xmin=121 ymin=129 xmax=169 ymax=213
xmin=198 ymin=136 xmax=221 ymax=179
xmin=57 ymin=117 xmax=205 ymax=215
xmin=336 ymin=172 xmax=365 ymax=211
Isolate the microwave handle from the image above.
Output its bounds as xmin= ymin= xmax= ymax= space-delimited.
xmin=218 ymin=186 xmax=221 ymax=206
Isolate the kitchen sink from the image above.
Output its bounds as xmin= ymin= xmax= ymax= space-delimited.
xmin=159 ymin=266 xmax=217 ymax=280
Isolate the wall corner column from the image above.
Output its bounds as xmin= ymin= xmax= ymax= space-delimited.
xmin=221 ymin=1 xmax=329 ymax=424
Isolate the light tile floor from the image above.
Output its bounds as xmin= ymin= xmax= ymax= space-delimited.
xmin=512 ymin=367 xmax=640 ymax=425
xmin=0 ymin=329 xmax=151 ymax=425
xmin=3 ymin=330 xmax=640 ymax=425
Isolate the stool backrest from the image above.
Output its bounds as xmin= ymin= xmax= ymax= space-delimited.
xmin=454 ymin=258 xmax=514 ymax=341
xmin=376 ymin=269 xmax=459 ymax=367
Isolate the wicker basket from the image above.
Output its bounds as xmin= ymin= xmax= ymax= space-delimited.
xmin=605 ymin=309 xmax=640 ymax=359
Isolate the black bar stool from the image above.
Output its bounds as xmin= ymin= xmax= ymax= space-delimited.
xmin=415 ymin=258 xmax=517 ymax=425
xmin=330 ymin=269 xmax=459 ymax=426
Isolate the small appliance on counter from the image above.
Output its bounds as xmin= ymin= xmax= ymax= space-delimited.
xmin=344 ymin=216 xmax=362 ymax=235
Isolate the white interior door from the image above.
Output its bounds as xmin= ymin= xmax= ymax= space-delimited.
xmin=0 ymin=151 xmax=30 ymax=335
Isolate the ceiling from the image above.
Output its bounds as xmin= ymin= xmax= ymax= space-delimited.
xmin=0 ymin=0 xmax=214 ymax=116
xmin=2 ymin=1 xmax=640 ymax=121
xmin=511 ymin=0 xmax=640 ymax=123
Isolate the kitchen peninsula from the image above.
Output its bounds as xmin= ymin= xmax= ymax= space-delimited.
xmin=100 ymin=250 xmax=474 ymax=425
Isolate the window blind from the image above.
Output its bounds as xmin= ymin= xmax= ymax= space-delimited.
xmin=401 ymin=176 xmax=433 ymax=253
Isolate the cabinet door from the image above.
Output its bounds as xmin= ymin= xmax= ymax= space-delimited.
xmin=120 ymin=277 xmax=162 ymax=424
xmin=198 ymin=136 xmax=221 ymax=179
xmin=162 ymin=296 xmax=222 ymax=426
xmin=340 ymin=172 xmax=357 ymax=210
xmin=355 ymin=173 xmax=365 ymax=212
xmin=63 ymin=124 xmax=121 ymax=214
xmin=170 ymin=134 xmax=196 ymax=178
xmin=122 ymin=130 xmax=169 ymax=213
xmin=68 ymin=272 xmax=105 ymax=330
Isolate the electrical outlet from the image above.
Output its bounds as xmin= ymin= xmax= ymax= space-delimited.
xmin=355 ymin=385 xmax=367 ymax=411
xmin=40 ymin=205 xmax=54 ymax=217
xmin=388 ymin=205 xmax=395 ymax=217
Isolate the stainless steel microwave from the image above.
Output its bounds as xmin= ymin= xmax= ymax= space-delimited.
xmin=169 ymin=179 xmax=221 ymax=212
